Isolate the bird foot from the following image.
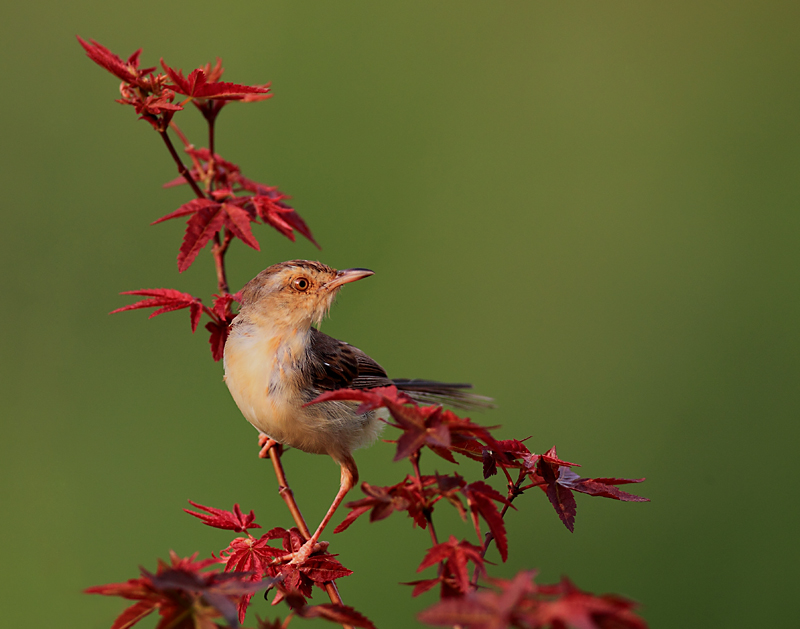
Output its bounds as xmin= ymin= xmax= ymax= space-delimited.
xmin=287 ymin=539 xmax=329 ymax=565
xmin=257 ymin=435 xmax=279 ymax=459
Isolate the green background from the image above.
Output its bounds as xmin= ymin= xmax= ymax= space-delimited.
xmin=2 ymin=1 xmax=799 ymax=627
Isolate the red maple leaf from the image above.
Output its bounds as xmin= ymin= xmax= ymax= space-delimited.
xmin=216 ymin=526 xmax=353 ymax=621
xmin=154 ymin=189 xmax=318 ymax=269
xmin=185 ymin=501 xmax=261 ymax=533
xmin=86 ymin=551 xmax=274 ymax=629
xmin=534 ymin=577 xmax=648 ymax=629
xmin=418 ymin=570 xmax=537 ymax=628
xmin=289 ymin=599 xmax=376 ymax=628
xmin=418 ymin=570 xmax=648 ymax=629
xmin=120 ymin=87 xmax=183 ymax=127
xmin=309 ymin=386 xmax=416 ymax=414
xmin=110 ymin=288 xmax=207 ymax=332
xmin=249 ymin=193 xmax=320 ymax=249
xmin=178 ymin=202 xmax=226 ymax=272
xmin=526 ymin=446 xmax=648 ymax=532
xmin=478 ymin=438 xmax=532 ymax=479
xmin=78 ymin=38 xmax=182 ymax=131
xmin=161 ymin=59 xmax=271 ymax=101
xmin=335 ymin=475 xmax=443 ymax=533
xmin=309 ymin=387 xmax=498 ymax=462
xmin=413 ymin=536 xmax=487 ymax=597
xmin=112 ymin=289 xmax=236 ymax=362
xmin=205 ymin=292 xmax=239 ymax=361
xmin=77 ymin=37 xmax=150 ymax=85
xmin=556 ymin=468 xmax=649 ymax=502
xmin=462 ymin=481 xmax=513 ymax=562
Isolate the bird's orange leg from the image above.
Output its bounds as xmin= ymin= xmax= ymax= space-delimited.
xmin=289 ymin=454 xmax=358 ymax=565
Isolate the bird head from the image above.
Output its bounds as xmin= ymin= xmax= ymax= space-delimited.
xmin=237 ymin=260 xmax=374 ymax=329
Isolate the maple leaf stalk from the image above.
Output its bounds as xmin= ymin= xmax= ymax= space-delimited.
xmin=410 ymin=451 xmax=441 ymax=549
xmin=470 ymin=468 xmax=527 ymax=589
xmin=212 ymin=230 xmax=233 ymax=294
xmin=158 ymin=128 xmax=207 ymax=201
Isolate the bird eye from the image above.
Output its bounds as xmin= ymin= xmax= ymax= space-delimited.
xmin=292 ymin=276 xmax=311 ymax=292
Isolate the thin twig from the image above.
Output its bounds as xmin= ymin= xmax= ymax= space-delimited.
xmin=158 ymin=129 xmax=206 ymax=199
xmin=470 ymin=468 xmax=527 ymax=588
xmin=211 ymin=230 xmax=233 ymax=294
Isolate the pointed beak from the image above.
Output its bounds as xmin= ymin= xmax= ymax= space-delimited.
xmin=324 ymin=267 xmax=374 ymax=291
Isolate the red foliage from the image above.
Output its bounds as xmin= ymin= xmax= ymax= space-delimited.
xmin=110 ymin=289 xmax=237 ymax=362
xmin=161 ymin=59 xmax=271 ymax=101
xmin=152 ymin=190 xmax=318 ymax=272
xmin=85 ymin=551 xmax=274 ymax=629
xmin=407 ymin=536 xmax=487 ymax=599
xmin=309 ymin=386 xmax=500 ymax=463
xmin=84 ymin=38 xmax=650 ymax=629
xmin=213 ymin=520 xmax=352 ymax=623
xmin=291 ymin=602 xmax=376 ymax=628
xmin=110 ymin=289 xmax=206 ymax=332
xmin=419 ymin=570 xmax=647 ymax=629
xmin=185 ymin=501 xmax=261 ymax=533
xmin=525 ymin=446 xmax=649 ymax=532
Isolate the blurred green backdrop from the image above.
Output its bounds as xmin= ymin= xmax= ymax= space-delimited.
xmin=2 ymin=1 xmax=799 ymax=627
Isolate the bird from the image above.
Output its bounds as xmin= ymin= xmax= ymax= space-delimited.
xmin=223 ymin=260 xmax=489 ymax=563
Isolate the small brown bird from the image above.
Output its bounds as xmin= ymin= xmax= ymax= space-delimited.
xmin=223 ymin=260 xmax=487 ymax=562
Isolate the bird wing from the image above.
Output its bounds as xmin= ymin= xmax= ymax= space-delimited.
xmin=307 ymin=328 xmax=392 ymax=391
xmin=306 ymin=329 xmax=493 ymax=410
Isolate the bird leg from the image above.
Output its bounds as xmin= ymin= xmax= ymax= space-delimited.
xmin=289 ymin=454 xmax=358 ymax=565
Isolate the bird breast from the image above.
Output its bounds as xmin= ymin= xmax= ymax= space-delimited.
xmin=223 ymin=321 xmax=383 ymax=459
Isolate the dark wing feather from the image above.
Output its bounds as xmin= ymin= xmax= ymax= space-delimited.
xmin=307 ymin=328 xmax=392 ymax=391
xmin=307 ymin=329 xmax=493 ymax=410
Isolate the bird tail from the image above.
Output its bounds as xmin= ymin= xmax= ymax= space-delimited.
xmin=392 ymin=379 xmax=494 ymax=411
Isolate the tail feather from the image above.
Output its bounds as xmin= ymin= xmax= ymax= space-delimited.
xmin=392 ymin=378 xmax=494 ymax=410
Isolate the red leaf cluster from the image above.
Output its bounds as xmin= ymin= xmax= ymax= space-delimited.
xmin=110 ymin=289 xmax=238 ymax=362
xmin=255 ymin=601 xmax=376 ymax=629
xmin=155 ymin=149 xmax=318 ymax=270
xmin=525 ymin=447 xmax=649 ymax=532
xmin=162 ymin=59 xmax=271 ymax=102
xmin=288 ymin=601 xmax=376 ymax=628
xmin=78 ymin=38 xmax=269 ymax=131
xmin=337 ymin=474 xmax=512 ymax=561
xmin=187 ymin=502 xmax=353 ymax=624
xmin=110 ymin=289 xmax=206 ymax=331
xmin=406 ymin=536 xmax=487 ymax=599
xmin=80 ymin=38 xmax=315 ymax=275
xmin=419 ymin=570 xmax=647 ymax=629
xmin=309 ymin=386 xmax=500 ymax=463
xmin=185 ymin=501 xmax=261 ymax=533
xmin=86 ymin=550 xmax=274 ymax=629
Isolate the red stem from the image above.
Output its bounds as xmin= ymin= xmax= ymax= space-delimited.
xmin=470 ymin=467 xmax=527 ymax=588
xmin=211 ymin=230 xmax=233 ymax=295
xmin=158 ymin=129 xmax=206 ymax=200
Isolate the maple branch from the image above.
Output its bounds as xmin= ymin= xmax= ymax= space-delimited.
xmin=169 ymin=121 xmax=194 ymax=154
xmin=207 ymin=110 xmax=217 ymax=159
xmin=470 ymin=468 xmax=527 ymax=588
xmin=266 ymin=446 xmax=352 ymax=627
xmin=159 ymin=129 xmax=206 ymax=200
xmin=211 ymin=230 xmax=233 ymax=294
xmin=267 ymin=445 xmax=311 ymax=539
xmin=410 ymin=451 xmax=440 ymax=549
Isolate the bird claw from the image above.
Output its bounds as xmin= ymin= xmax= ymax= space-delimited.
xmin=287 ymin=539 xmax=329 ymax=565
xmin=258 ymin=435 xmax=279 ymax=459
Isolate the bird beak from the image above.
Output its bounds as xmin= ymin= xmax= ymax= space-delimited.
xmin=324 ymin=268 xmax=374 ymax=291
